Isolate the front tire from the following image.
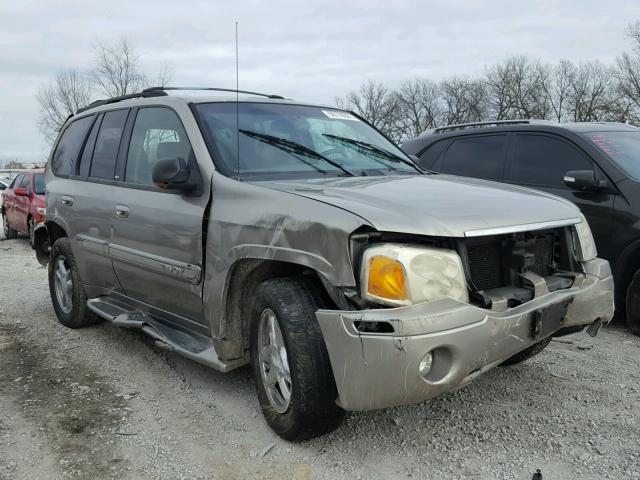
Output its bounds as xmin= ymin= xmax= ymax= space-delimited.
xmin=626 ymin=269 xmax=640 ymax=335
xmin=250 ymin=277 xmax=345 ymax=441
xmin=2 ymin=212 xmax=17 ymax=239
xmin=500 ymin=336 xmax=552 ymax=366
xmin=48 ymin=237 xmax=101 ymax=329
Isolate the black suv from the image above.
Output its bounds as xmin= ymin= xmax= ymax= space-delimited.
xmin=402 ymin=120 xmax=640 ymax=334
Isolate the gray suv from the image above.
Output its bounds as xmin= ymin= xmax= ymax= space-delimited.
xmin=37 ymin=87 xmax=614 ymax=440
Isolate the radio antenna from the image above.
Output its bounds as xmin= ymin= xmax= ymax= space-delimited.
xmin=235 ymin=21 xmax=240 ymax=181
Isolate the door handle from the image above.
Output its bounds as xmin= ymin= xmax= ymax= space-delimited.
xmin=114 ymin=205 xmax=130 ymax=218
xmin=59 ymin=196 xmax=74 ymax=207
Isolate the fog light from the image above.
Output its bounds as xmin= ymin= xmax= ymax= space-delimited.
xmin=419 ymin=352 xmax=434 ymax=378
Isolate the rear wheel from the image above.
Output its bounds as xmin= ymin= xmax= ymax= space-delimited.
xmin=2 ymin=212 xmax=17 ymax=239
xmin=626 ymin=269 xmax=640 ymax=335
xmin=250 ymin=277 xmax=345 ymax=441
xmin=48 ymin=237 xmax=101 ymax=328
xmin=500 ymin=336 xmax=552 ymax=366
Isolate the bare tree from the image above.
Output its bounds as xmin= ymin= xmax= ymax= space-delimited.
xmin=616 ymin=22 xmax=640 ymax=121
xmin=394 ymin=78 xmax=442 ymax=139
xmin=336 ymin=80 xmax=401 ymax=140
xmin=485 ymin=56 xmax=549 ymax=120
xmin=567 ymin=61 xmax=615 ymax=122
xmin=36 ymin=69 xmax=93 ymax=143
xmin=3 ymin=160 xmax=25 ymax=169
xmin=91 ymin=38 xmax=148 ymax=97
xmin=440 ymin=77 xmax=487 ymax=125
xmin=540 ymin=60 xmax=575 ymax=122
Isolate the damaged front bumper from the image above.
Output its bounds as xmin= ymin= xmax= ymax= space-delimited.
xmin=316 ymin=257 xmax=614 ymax=411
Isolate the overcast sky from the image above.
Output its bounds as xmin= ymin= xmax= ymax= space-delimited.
xmin=1 ymin=0 xmax=639 ymax=163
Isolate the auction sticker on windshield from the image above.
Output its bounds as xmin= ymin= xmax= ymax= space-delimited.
xmin=322 ymin=110 xmax=359 ymax=121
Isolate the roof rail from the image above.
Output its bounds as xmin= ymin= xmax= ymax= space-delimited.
xmin=429 ymin=119 xmax=535 ymax=135
xmin=75 ymin=86 xmax=286 ymax=115
xmin=76 ymin=89 xmax=168 ymax=114
xmin=143 ymin=86 xmax=285 ymax=100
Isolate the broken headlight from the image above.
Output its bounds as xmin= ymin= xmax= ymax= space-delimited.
xmin=573 ymin=214 xmax=597 ymax=262
xmin=361 ymin=244 xmax=468 ymax=307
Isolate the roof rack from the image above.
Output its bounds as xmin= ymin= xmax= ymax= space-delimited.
xmin=76 ymin=86 xmax=285 ymax=114
xmin=144 ymin=86 xmax=285 ymax=100
xmin=427 ymin=119 xmax=543 ymax=136
xmin=76 ymin=89 xmax=168 ymax=114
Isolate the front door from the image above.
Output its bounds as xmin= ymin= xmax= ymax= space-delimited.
xmin=505 ymin=132 xmax=615 ymax=258
xmin=108 ymin=106 xmax=208 ymax=324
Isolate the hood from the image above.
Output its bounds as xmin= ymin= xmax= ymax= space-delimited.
xmin=256 ymin=175 xmax=581 ymax=238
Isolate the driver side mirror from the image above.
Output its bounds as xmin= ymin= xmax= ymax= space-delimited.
xmin=563 ymin=170 xmax=607 ymax=192
xmin=14 ymin=187 xmax=28 ymax=197
xmin=152 ymin=157 xmax=197 ymax=192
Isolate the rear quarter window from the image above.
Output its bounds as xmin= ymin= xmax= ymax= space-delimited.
xmin=51 ymin=116 xmax=94 ymax=176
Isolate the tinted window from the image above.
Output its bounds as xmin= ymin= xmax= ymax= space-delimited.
xmin=34 ymin=174 xmax=45 ymax=195
xmin=11 ymin=174 xmax=23 ymax=189
xmin=584 ymin=131 xmax=640 ymax=180
xmin=90 ymin=109 xmax=129 ymax=180
xmin=126 ymin=108 xmax=193 ymax=186
xmin=19 ymin=174 xmax=31 ymax=188
xmin=441 ymin=135 xmax=506 ymax=180
xmin=509 ymin=134 xmax=592 ymax=188
xmin=51 ymin=116 xmax=93 ymax=176
xmin=418 ymin=139 xmax=449 ymax=170
xmin=78 ymin=115 xmax=101 ymax=176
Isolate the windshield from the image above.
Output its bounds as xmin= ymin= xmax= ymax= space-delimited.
xmin=584 ymin=131 xmax=640 ymax=180
xmin=194 ymin=102 xmax=420 ymax=179
xmin=34 ymin=174 xmax=45 ymax=195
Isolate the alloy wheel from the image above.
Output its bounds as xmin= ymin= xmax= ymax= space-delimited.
xmin=258 ymin=308 xmax=292 ymax=413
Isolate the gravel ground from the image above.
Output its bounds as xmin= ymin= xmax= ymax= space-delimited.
xmin=1 ymin=232 xmax=640 ymax=480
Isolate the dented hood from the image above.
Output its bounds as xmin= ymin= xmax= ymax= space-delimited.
xmin=257 ymin=175 xmax=581 ymax=238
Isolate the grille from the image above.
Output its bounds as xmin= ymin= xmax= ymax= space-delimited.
xmin=466 ymin=233 xmax=555 ymax=291
xmin=467 ymin=241 xmax=504 ymax=291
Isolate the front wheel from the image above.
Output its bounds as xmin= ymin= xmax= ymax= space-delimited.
xmin=250 ymin=277 xmax=345 ymax=441
xmin=48 ymin=237 xmax=101 ymax=328
xmin=626 ymin=269 xmax=640 ymax=335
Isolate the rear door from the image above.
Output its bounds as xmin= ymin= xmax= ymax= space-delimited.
xmin=435 ymin=134 xmax=509 ymax=181
xmin=3 ymin=174 xmax=22 ymax=227
xmin=48 ymin=112 xmax=122 ymax=291
xmin=108 ymin=106 xmax=208 ymax=324
xmin=504 ymin=132 xmax=616 ymax=258
xmin=12 ymin=173 xmax=31 ymax=233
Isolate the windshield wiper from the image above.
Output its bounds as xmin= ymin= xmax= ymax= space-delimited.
xmin=323 ymin=134 xmax=423 ymax=174
xmin=239 ymin=130 xmax=355 ymax=177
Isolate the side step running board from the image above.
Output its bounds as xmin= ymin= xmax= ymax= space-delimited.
xmin=86 ymin=297 xmax=247 ymax=373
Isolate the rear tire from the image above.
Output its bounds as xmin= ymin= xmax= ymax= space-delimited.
xmin=48 ymin=237 xmax=101 ymax=329
xmin=250 ymin=277 xmax=345 ymax=441
xmin=500 ymin=336 xmax=552 ymax=366
xmin=626 ymin=269 xmax=640 ymax=335
xmin=2 ymin=212 xmax=17 ymax=239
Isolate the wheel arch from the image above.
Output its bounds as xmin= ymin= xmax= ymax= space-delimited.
xmin=34 ymin=220 xmax=68 ymax=266
xmin=215 ymin=257 xmax=347 ymax=361
xmin=614 ymin=240 xmax=640 ymax=306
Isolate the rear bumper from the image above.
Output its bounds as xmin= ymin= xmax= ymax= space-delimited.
xmin=316 ymin=257 xmax=614 ymax=411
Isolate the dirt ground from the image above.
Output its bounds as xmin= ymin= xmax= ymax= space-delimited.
xmin=1 ymin=232 xmax=639 ymax=480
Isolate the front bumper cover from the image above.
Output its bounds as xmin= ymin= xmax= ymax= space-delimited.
xmin=316 ymin=257 xmax=614 ymax=411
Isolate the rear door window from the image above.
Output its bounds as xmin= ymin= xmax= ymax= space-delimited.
xmin=34 ymin=174 xmax=46 ymax=195
xmin=51 ymin=116 xmax=94 ymax=176
xmin=90 ymin=109 xmax=129 ymax=180
xmin=507 ymin=134 xmax=593 ymax=188
xmin=440 ymin=134 xmax=507 ymax=180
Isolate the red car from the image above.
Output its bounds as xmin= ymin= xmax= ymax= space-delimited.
xmin=1 ymin=169 xmax=46 ymax=247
